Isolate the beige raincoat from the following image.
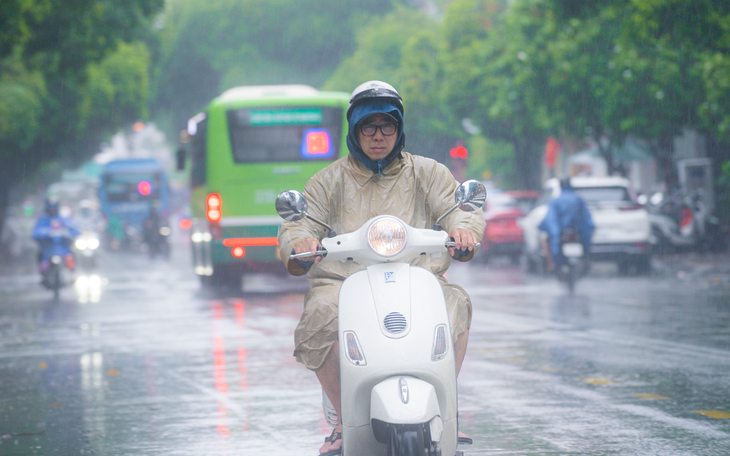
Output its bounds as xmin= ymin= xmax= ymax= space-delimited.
xmin=278 ymin=152 xmax=485 ymax=371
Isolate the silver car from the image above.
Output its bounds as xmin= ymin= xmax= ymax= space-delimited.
xmin=520 ymin=176 xmax=652 ymax=275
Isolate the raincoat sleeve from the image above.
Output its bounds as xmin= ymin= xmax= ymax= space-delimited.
xmin=419 ymin=160 xmax=485 ymax=262
xmin=277 ymin=173 xmax=330 ymax=276
xmin=63 ymin=218 xmax=81 ymax=238
xmin=579 ymin=199 xmax=595 ymax=248
xmin=32 ymin=217 xmax=51 ymax=239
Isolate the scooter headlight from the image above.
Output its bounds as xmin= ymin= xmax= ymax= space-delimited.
xmin=75 ymin=239 xmax=88 ymax=250
xmin=367 ymin=217 xmax=406 ymax=257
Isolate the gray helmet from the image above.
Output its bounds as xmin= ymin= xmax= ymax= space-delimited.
xmin=560 ymin=176 xmax=572 ymax=189
xmin=347 ymin=81 xmax=404 ymax=121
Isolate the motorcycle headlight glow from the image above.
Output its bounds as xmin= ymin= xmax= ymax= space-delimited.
xmin=367 ymin=217 xmax=407 ymax=257
xmin=87 ymin=238 xmax=100 ymax=250
xmin=75 ymin=239 xmax=88 ymax=250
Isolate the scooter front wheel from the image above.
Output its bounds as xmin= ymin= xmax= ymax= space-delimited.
xmin=51 ymin=267 xmax=61 ymax=300
xmin=387 ymin=424 xmax=426 ymax=456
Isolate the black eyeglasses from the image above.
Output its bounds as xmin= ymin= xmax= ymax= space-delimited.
xmin=359 ymin=123 xmax=397 ymax=136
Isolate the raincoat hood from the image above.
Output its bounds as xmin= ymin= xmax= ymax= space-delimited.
xmin=346 ymin=99 xmax=405 ymax=175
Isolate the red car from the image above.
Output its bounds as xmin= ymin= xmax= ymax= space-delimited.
xmin=477 ymin=190 xmax=540 ymax=264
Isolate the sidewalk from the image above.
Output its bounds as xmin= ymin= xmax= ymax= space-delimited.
xmin=652 ymin=251 xmax=730 ymax=288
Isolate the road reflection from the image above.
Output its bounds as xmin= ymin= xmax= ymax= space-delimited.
xmin=549 ymin=294 xmax=591 ymax=329
xmin=211 ymin=299 xmax=251 ymax=440
xmin=80 ymin=351 xmax=106 ymax=450
xmin=74 ymin=274 xmax=106 ymax=304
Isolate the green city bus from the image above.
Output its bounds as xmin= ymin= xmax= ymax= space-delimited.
xmin=178 ymin=85 xmax=349 ymax=288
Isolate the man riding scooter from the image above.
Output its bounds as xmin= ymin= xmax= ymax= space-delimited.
xmin=278 ymin=81 xmax=485 ymax=456
xmin=32 ymin=197 xmax=81 ymax=287
xmin=538 ymin=177 xmax=595 ymax=276
xmin=142 ymin=202 xmax=169 ymax=258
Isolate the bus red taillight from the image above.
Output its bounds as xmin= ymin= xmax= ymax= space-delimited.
xmin=207 ymin=193 xmax=222 ymax=222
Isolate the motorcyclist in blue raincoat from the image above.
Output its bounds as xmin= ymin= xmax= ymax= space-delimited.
xmin=538 ymin=177 xmax=595 ymax=270
xmin=32 ymin=198 xmax=81 ymax=282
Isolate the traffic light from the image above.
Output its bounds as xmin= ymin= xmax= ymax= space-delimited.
xmin=449 ymin=145 xmax=468 ymax=160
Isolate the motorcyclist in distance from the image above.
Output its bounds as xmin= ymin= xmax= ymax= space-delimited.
xmin=278 ymin=80 xmax=485 ymax=456
xmin=538 ymin=176 xmax=595 ymax=273
xmin=32 ymin=197 xmax=81 ymax=284
xmin=76 ymin=199 xmax=104 ymax=233
xmin=142 ymin=201 xmax=167 ymax=257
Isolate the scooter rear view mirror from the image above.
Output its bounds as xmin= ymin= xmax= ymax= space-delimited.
xmin=433 ymin=179 xmax=487 ymax=231
xmin=455 ymin=179 xmax=487 ymax=211
xmin=275 ymin=190 xmax=336 ymax=237
xmin=275 ymin=190 xmax=308 ymax=221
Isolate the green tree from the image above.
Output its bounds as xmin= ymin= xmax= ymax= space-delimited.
xmin=437 ymin=0 xmax=546 ymax=188
xmin=550 ymin=0 xmax=730 ymax=188
xmin=0 ymin=0 xmax=163 ymax=229
xmin=151 ymin=0 xmax=394 ymax=141
xmin=79 ymin=41 xmax=152 ymax=134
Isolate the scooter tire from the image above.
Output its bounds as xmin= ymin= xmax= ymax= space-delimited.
xmin=567 ymin=265 xmax=576 ymax=294
xmin=387 ymin=424 xmax=426 ymax=456
xmin=51 ymin=267 xmax=61 ymax=300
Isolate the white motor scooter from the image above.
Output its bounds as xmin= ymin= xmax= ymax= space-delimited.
xmin=276 ymin=180 xmax=486 ymax=456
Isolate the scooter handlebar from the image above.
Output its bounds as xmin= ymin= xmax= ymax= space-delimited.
xmin=289 ymin=248 xmax=327 ymax=260
xmin=445 ymin=240 xmax=481 ymax=248
xmin=290 ymin=242 xmax=480 ymax=259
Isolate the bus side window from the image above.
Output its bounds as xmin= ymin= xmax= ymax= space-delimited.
xmin=191 ymin=118 xmax=207 ymax=187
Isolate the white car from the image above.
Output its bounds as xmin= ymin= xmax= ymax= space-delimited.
xmin=521 ymin=176 xmax=652 ymax=275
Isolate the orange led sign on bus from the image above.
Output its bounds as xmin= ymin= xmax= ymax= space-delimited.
xmin=300 ymin=128 xmax=334 ymax=159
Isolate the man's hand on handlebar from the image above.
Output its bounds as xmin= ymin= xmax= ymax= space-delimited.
xmin=293 ymin=238 xmax=324 ymax=265
xmin=448 ymin=228 xmax=478 ymax=257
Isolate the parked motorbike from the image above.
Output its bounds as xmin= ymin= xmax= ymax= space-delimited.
xmin=276 ymin=180 xmax=486 ymax=456
xmin=74 ymin=231 xmax=100 ymax=270
xmin=645 ymin=191 xmax=727 ymax=254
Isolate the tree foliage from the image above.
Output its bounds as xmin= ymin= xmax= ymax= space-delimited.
xmin=0 ymin=0 xmax=163 ymax=227
xmin=151 ymin=0 xmax=394 ymax=139
xmin=432 ymin=0 xmax=730 ymax=191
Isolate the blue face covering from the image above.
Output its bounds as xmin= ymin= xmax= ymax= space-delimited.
xmin=346 ymin=100 xmax=405 ymax=175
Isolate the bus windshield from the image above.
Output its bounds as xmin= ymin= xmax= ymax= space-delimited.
xmin=226 ymin=106 xmax=343 ymax=163
xmin=103 ymin=172 xmax=161 ymax=203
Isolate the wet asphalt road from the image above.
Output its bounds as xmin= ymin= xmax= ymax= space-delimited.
xmin=0 ymin=236 xmax=729 ymax=456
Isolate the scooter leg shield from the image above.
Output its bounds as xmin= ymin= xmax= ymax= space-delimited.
xmin=370 ymin=376 xmax=440 ymax=425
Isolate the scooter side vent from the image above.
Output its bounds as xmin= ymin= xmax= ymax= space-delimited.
xmin=383 ymin=312 xmax=407 ymax=333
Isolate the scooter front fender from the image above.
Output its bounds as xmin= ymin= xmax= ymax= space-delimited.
xmin=370 ymin=376 xmax=440 ymax=425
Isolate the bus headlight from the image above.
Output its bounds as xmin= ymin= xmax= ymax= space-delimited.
xmin=367 ymin=217 xmax=406 ymax=257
